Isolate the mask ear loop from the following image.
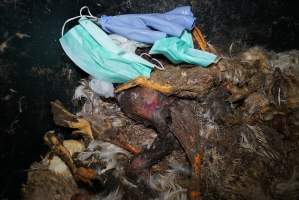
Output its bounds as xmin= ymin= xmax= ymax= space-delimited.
xmin=152 ymin=57 xmax=165 ymax=70
xmin=140 ymin=53 xmax=165 ymax=70
xmin=80 ymin=6 xmax=97 ymax=18
xmin=61 ymin=6 xmax=98 ymax=37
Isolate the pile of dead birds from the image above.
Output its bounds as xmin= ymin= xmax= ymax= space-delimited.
xmin=23 ymin=46 xmax=299 ymax=200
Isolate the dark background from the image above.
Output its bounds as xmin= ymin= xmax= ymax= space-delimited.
xmin=0 ymin=0 xmax=298 ymax=199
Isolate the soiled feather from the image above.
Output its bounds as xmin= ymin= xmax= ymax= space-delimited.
xmin=22 ymin=163 xmax=78 ymax=200
xmin=269 ymin=50 xmax=299 ymax=76
xmin=76 ymin=140 xmax=131 ymax=175
xmin=149 ymin=170 xmax=187 ymax=200
xmin=275 ymin=168 xmax=299 ymax=199
xmin=93 ymin=188 xmax=123 ymax=200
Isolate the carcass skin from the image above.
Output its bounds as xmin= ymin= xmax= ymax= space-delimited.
xmin=117 ymin=87 xmax=203 ymax=200
xmin=116 ymin=47 xmax=299 ymax=200
xmin=117 ymin=87 xmax=178 ymax=170
xmin=116 ymin=49 xmax=270 ymax=173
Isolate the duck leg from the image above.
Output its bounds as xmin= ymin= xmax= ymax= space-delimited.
xmin=115 ymin=76 xmax=174 ymax=94
xmin=50 ymin=100 xmax=94 ymax=140
xmin=192 ymin=26 xmax=209 ymax=51
xmin=44 ymin=131 xmax=98 ymax=184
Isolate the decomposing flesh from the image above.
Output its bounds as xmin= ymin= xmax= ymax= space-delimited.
xmin=23 ymin=47 xmax=299 ymax=200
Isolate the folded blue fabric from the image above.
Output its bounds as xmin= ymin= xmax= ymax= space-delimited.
xmin=97 ymin=6 xmax=195 ymax=44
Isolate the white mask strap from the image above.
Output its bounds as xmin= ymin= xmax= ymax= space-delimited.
xmin=61 ymin=6 xmax=98 ymax=37
xmin=80 ymin=6 xmax=96 ymax=18
xmin=140 ymin=53 xmax=165 ymax=70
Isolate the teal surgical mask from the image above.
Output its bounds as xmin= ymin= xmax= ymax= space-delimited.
xmin=150 ymin=31 xmax=218 ymax=67
xmin=59 ymin=7 xmax=162 ymax=83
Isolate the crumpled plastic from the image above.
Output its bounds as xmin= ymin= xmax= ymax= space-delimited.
xmin=89 ymin=78 xmax=114 ymax=98
xmin=109 ymin=34 xmax=149 ymax=54
xmin=150 ymin=31 xmax=217 ymax=67
xmin=98 ymin=6 xmax=195 ymax=44
xmin=59 ymin=17 xmax=153 ymax=83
